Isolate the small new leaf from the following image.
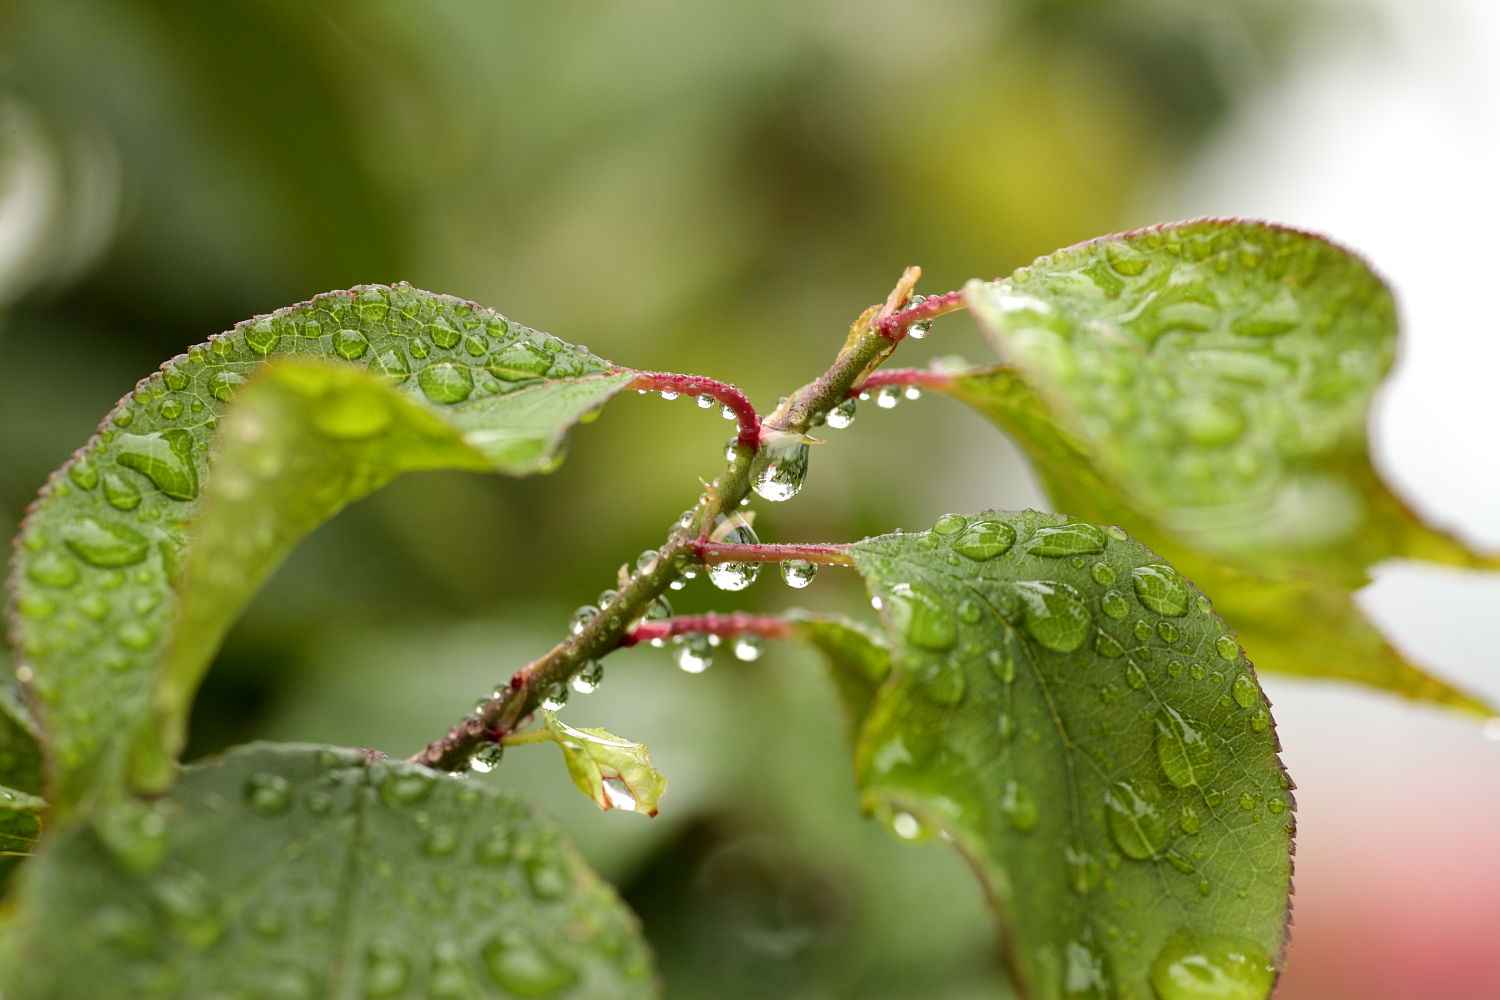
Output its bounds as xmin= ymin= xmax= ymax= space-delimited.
xmin=538 ymin=712 xmax=667 ymax=817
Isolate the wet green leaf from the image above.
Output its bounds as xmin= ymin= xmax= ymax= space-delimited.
xmin=5 ymin=285 xmax=634 ymax=814
xmin=529 ymin=711 xmax=668 ymax=818
xmin=830 ymin=510 xmax=1292 ymax=1000
xmin=0 ymin=742 xmax=657 ymax=1000
xmin=954 ymin=219 xmax=1493 ymax=712
xmin=0 ymin=784 xmax=44 ymax=891
xmin=0 ymin=686 xmax=42 ymax=797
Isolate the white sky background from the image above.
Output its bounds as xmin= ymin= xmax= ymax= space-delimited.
xmin=1160 ymin=1 xmax=1500 ymax=992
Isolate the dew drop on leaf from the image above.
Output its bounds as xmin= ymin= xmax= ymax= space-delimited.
xmin=482 ymin=932 xmax=578 ymax=997
xmin=1026 ymin=521 xmax=1107 ymax=557
xmin=418 ymin=361 xmax=475 ymax=404
xmin=952 ymin=520 xmax=1017 ymax=560
xmin=1155 ymin=707 xmax=1213 ymax=788
xmin=1231 ymin=673 xmax=1258 ymax=709
xmin=243 ymin=772 xmax=292 ymax=815
xmin=1013 ymin=581 xmax=1091 ymax=652
xmin=1104 ymin=780 xmax=1167 ymax=860
xmin=1148 ymin=929 xmax=1275 ymax=1000
xmin=1131 ymin=563 xmax=1189 ymax=617
xmin=888 ymin=581 xmax=958 ymax=651
xmin=61 ymin=517 xmax=150 ymax=567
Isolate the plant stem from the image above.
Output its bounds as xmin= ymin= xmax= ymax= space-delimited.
xmin=690 ymin=540 xmax=853 ymax=566
xmin=851 ymin=367 xmax=958 ymax=397
xmin=620 ymin=612 xmax=795 ymax=648
xmin=875 ymin=289 xmax=966 ymax=339
xmin=625 ymin=371 xmax=762 ymax=450
xmin=409 ymin=269 xmax=933 ymax=770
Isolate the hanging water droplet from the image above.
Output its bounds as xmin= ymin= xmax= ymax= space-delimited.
xmin=244 ymin=772 xmax=292 ymax=815
xmin=569 ymin=605 xmax=599 ymax=636
xmin=1149 ymin=929 xmax=1275 ymax=1000
xmin=779 ymin=558 xmax=817 ymax=589
xmin=826 ymin=398 xmax=857 ymax=429
xmin=891 ymin=811 xmax=923 ymax=840
xmin=469 ymin=743 xmax=504 ymax=774
xmin=904 ymin=385 xmax=922 ymax=401
xmin=720 ymin=403 xmax=737 ymax=421
xmin=674 ymin=634 xmax=713 ymax=673
xmin=875 ymin=386 xmax=900 ymax=409
xmin=694 ymin=394 xmax=714 ymax=409
xmin=705 ymin=517 xmax=760 ymax=591
xmin=750 ymin=435 xmax=810 ymax=502
xmin=732 ymin=635 xmax=763 ymax=662
xmin=571 ymin=660 xmax=604 ymax=694
xmin=540 ymin=683 xmax=568 ymax=711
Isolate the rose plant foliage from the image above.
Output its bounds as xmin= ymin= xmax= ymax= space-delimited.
xmin=0 ymin=219 xmax=1491 ymax=998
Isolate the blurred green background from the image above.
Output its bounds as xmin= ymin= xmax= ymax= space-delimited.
xmin=4 ymin=1 xmax=1460 ymax=997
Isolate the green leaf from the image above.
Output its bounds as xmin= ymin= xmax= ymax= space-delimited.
xmin=954 ymin=219 xmax=1493 ymax=712
xmin=5 ymin=285 xmax=634 ymax=814
xmin=795 ymin=615 xmax=892 ymax=741
xmin=524 ymin=711 xmax=668 ymax=818
xmin=0 ymin=686 xmax=43 ymax=797
xmin=0 ymin=742 xmax=657 ymax=1000
xmin=0 ymin=784 xmax=44 ymax=891
xmin=831 ymin=509 xmax=1292 ymax=1000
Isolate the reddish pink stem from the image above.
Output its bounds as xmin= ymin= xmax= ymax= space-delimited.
xmin=621 ymin=612 xmax=795 ymax=648
xmin=690 ymin=540 xmax=854 ymax=566
xmin=626 ymin=370 xmax=761 ymax=449
xmin=875 ymin=289 xmax=966 ymax=340
xmin=849 ymin=367 xmax=957 ymax=398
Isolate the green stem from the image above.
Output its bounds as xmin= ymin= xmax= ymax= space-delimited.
xmin=409 ymin=269 xmax=929 ymax=770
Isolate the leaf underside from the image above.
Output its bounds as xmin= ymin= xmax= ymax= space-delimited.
xmin=4 ymin=284 xmax=634 ymax=813
xmin=816 ymin=509 xmax=1292 ymax=1000
xmin=0 ymin=743 xmax=657 ymax=1000
xmin=955 ymin=218 xmax=1492 ymax=713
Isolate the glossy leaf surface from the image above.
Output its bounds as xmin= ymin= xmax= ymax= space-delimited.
xmin=1 ymin=742 xmax=657 ymax=1000
xmin=954 ymin=219 xmax=1492 ymax=711
xmin=5 ymin=285 xmax=633 ymax=812
xmin=833 ymin=510 xmax=1292 ymax=1000
xmin=534 ymin=711 xmax=667 ymax=818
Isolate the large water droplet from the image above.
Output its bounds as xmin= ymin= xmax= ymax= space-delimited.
xmin=750 ymin=436 xmax=809 ymax=502
xmin=419 ymin=362 xmax=474 ymax=404
xmin=207 ymin=370 xmax=246 ymax=402
xmin=1014 ymin=581 xmax=1091 ymax=652
xmin=362 ymin=942 xmax=411 ymax=998
xmin=826 ymin=398 xmax=857 ymax=429
xmin=732 ymin=635 xmax=763 ymax=662
xmin=932 ymin=512 xmax=968 ymax=535
xmin=115 ymin=432 xmax=199 ymax=501
xmin=571 ymin=660 xmax=605 ymax=695
xmin=1155 ymin=707 xmax=1213 ymax=788
xmin=488 ymin=342 xmax=553 ymax=379
xmin=245 ymin=320 xmax=281 ymax=355
xmin=1215 ymin=635 xmax=1239 ymax=662
xmin=780 ymin=558 xmax=817 ymax=589
xmin=483 ymin=932 xmax=578 ymax=996
xmin=469 ymin=743 xmax=504 ymax=774
xmin=1028 ymin=522 xmax=1107 ymax=557
xmin=674 ymin=634 xmax=713 ymax=673
xmin=244 ymin=772 xmax=292 ymax=814
xmin=1148 ymin=929 xmax=1275 ymax=1000
xmin=62 ymin=517 xmax=149 ymax=567
xmin=706 ymin=518 xmax=760 ymax=591
xmin=1231 ymin=673 xmax=1258 ymax=709
xmin=888 ymin=581 xmax=957 ymax=651
xmin=1104 ymin=780 xmax=1167 ymax=859
xmin=378 ymin=770 xmax=437 ymax=808
xmin=1131 ymin=564 xmax=1189 ymax=617
xmin=953 ymin=520 xmax=1016 ymax=560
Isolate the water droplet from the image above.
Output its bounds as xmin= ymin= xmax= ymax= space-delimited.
xmin=1230 ymin=673 xmax=1258 ymax=709
xmin=887 ymin=581 xmax=957 ymax=651
xmin=483 ymin=932 xmax=578 ymax=996
xmin=1100 ymin=591 xmax=1129 ymax=619
xmin=372 ymin=348 xmax=411 ymax=383
xmin=1104 ymin=780 xmax=1166 ymax=859
xmin=1155 ymin=708 xmax=1213 ymax=788
xmin=1000 ymin=779 xmax=1039 ymax=831
xmin=379 ymin=770 xmax=437 ymax=807
xmin=151 ymin=866 xmax=224 ymax=950
xmin=68 ymin=455 xmax=100 ymax=490
xmin=207 ymin=370 xmax=246 ymax=402
xmin=1014 ymin=580 xmax=1091 ymax=652
xmin=1157 ymin=621 xmax=1180 ymax=644
xmin=115 ymin=432 xmax=199 ymax=501
xmin=1148 ymin=929 xmax=1275 ymax=1000
xmin=826 ymin=398 xmax=857 ymax=428
xmin=953 ymin=520 xmax=1017 ymax=560
xmin=1062 ymin=935 xmax=1112 ymax=998
xmin=694 ymin=394 xmax=714 ymax=409
xmin=1248 ymin=707 xmax=1270 ymax=733
xmin=875 ymin=386 xmax=900 ymax=409
xmin=162 ymin=366 xmax=189 ymax=392
xmin=418 ymin=362 xmax=474 ymax=403
xmin=245 ymin=772 xmax=292 ymax=814
xmin=705 ymin=518 xmax=760 ymax=591
xmin=1090 ymin=561 xmax=1117 ymax=585
xmin=572 ymin=660 xmax=605 ymax=694
xmin=674 ymin=634 xmax=713 ymax=673
xmin=987 ymin=647 xmax=1017 ymax=683
xmin=488 ymin=342 xmax=553 ymax=379
xmin=932 ymin=512 xmax=968 ymax=535
xmin=525 ymin=857 xmax=568 ymax=899
xmin=539 ymin=683 xmax=568 ymax=711
xmin=719 ymin=403 xmax=737 ymax=421
xmin=362 ymin=942 xmax=411 ymax=998
xmin=27 ymin=550 xmax=79 ymax=588
xmin=469 ymin=743 xmax=504 ymax=774
xmin=890 ymin=811 xmax=923 ymax=840
xmin=569 ymin=605 xmax=598 ymax=636
xmin=732 ymin=635 xmax=763 ymax=662
xmin=423 ymin=825 xmax=459 ymax=857
xmin=780 ymin=559 xmax=817 ymax=589
xmin=750 ymin=436 xmax=809 ymax=502
xmin=62 ymin=517 xmax=149 ymax=567
xmin=1094 ymin=632 xmax=1124 ymax=658
xmin=1131 ymin=564 xmax=1189 ymax=617
xmin=1215 ymin=635 xmax=1239 ymax=662
xmin=1179 ymin=805 xmax=1201 ymax=835
xmin=245 ymin=320 xmax=281 ymax=355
